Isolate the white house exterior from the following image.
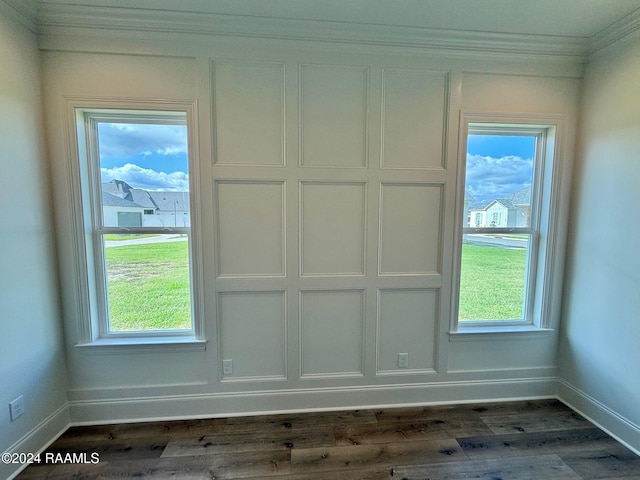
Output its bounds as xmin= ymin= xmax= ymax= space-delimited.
xmin=468 ymin=186 xmax=531 ymax=228
xmin=469 ymin=203 xmax=489 ymax=227
xmin=486 ymin=200 xmax=510 ymax=227
xmin=509 ymin=185 xmax=532 ymax=228
xmin=463 ymin=191 xmax=476 ymax=227
xmin=101 ymin=180 xmax=190 ymax=228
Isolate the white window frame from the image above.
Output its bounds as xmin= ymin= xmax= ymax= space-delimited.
xmin=66 ymin=98 xmax=205 ymax=347
xmin=450 ymin=112 xmax=567 ymax=334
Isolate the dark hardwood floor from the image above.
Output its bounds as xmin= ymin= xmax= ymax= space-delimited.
xmin=16 ymin=399 xmax=640 ymax=479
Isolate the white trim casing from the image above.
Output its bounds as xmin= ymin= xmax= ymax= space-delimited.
xmin=62 ymin=97 xmax=206 ymax=346
xmin=450 ymin=112 xmax=568 ymax=334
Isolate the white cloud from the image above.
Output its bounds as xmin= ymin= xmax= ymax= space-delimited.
xmin=110 ymin=124 xmax=137 ymax=133
xmin=98 ymin=123 xmax=187 ymax=158
xmin=101 ymin=164 xmax=189 ymax=191
xmin=156 ymin=146 xmax=184 ymax=155
xmin=465 ymin=154 xmax=533 ymax=204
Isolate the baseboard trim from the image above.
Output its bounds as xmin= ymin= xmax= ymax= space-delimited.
xmin=557 ymin=379 xmax=640 ymax=456
xmin=3 ymin=403 xmax=70 ymax=480
xmin=69 ymin=377 xmax=558 ymax=425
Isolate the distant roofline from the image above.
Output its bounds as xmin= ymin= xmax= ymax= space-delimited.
xmin=101 ymin=179 xmax=189 ymax=211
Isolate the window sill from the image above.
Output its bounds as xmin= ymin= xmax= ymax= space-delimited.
xmin=449 ymin=326 xmax=554 ymax=342
xmin=75 ymin=336 xmax=207 ymax=354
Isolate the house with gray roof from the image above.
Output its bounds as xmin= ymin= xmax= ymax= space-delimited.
xmin=101 ymin=179 xmax=190 ymax=228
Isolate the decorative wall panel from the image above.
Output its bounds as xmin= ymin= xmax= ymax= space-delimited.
xmin=216 ymin=181 xmax=285 ymax=277
xmin=300 ymin=290 xmax=365 ymax=376
xmin=381 ymin=69 xmax=446 ymax=169
xmin=219 ymin=291 xmax=286 ymax=379
xmin=379 ymin=183 xmax=442 ymax=275
xmin=377 ymin=289 xmax=438 ymax=373
xmin=301 ymin=182 xmax=366 ymax=276
xmin=300 ymin=64 xmax=368 ymax=167
xmin=213 ymin=61 xmax=285 ymax=165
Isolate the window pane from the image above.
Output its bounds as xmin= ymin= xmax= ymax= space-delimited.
xmin=459 ymin=234 xmax=529 ymax=322
xmin=104 ymin=234 xmax=192 ymax=331
xmin=464 ymin=134 xmax=534 ymax=228
xmin=459 ymin=131 xmax=537 ymax=324
xmin=97 ymin=121 xmax=190 ymax=228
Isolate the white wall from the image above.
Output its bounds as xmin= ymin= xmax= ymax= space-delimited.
xmin=42 ymin=29 xmax=579 ymax=423
xmin=559 ymin=38 xmax=640 ymax=451
xmin=0 ymin=5 xmax=69 ymax=479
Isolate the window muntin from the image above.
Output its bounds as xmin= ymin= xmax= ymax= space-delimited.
xmin=458 ymin=127 xmax=542 ymax=325
xmin=84 ymin=111 xmax=195 ymax=336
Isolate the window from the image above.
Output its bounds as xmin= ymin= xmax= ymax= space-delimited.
xmin=452 ymin=114 xmax=564 ymax=331
xmin=75 ymin=106 xmax=201 ymax=342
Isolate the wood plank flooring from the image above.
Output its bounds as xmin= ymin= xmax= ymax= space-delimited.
xmin=16 ymin=399 xmax=640 ymax=479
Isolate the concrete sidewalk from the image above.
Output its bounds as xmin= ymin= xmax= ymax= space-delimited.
xmin=104 ymin=235 xmax=188 ymax=248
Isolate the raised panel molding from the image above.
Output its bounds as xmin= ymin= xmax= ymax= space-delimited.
xmin=212 ymin=60 xmax=285 ymax=166
xmin=377 ymin=289 xmax=439 ymax=374
xmin=218 ymin=291 xmax=287 ymax=381
xmin=378 ymin=183 xmax=443 ymax=275
xmin=215 ymin=181 xmax=285 ymax=277
xmin=300 ymin=182 xmax=366 ymax=276
xmin=299 ymin=290 xmax=365 ymax=377
xmin=300 ymin=64 xmax=369 ymax=168
xmin=381 ymin=69 xmax=447 ymax=169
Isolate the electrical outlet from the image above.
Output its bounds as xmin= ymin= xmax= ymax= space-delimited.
xmin=9 ymin=395 xmax=25 ymax=421
xmin=398 ymin=353 xmax=409 ymax=368
xmin=222 ymin=359 xmax=233 ymax=375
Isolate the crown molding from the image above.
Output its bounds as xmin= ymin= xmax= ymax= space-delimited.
xmin=589 ymin=7 xmax=640 ymax=59
xmin=35 ymin=3 xmax=589 ymax=62
xmin=0 ymin=0 xmax=38 ymax=32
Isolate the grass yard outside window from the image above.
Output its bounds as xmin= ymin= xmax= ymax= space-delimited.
xmin=105 ymin=238 xmax=192 ymax=331
xmin=458 ymin=243 xmax=527 ymax=321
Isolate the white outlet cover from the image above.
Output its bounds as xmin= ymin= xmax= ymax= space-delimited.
xmin=9 ymin=395 xmax=25 ymax=421
xmin=398 ymin=353 xmax=409 ymax=368
xmin=222 ymin=359 xmax=233 ymax=375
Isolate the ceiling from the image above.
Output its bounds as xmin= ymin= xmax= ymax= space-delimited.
xmin=31 ymin=0 xmax=640 ymax=39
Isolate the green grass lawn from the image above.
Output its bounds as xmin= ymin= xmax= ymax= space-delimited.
xmin=105 ymin=240 xmax=191 ymax=331
xmin=459 ymin=243 xmax=527 ymax=321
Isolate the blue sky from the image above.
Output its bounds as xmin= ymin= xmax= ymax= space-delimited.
xmin=98 ymin=123 xmax=189 ymax=192
xmin=465 ymin=135 xmax=535 ymax=204
xmin=467 ymin=135 xmax=535 ymax=159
